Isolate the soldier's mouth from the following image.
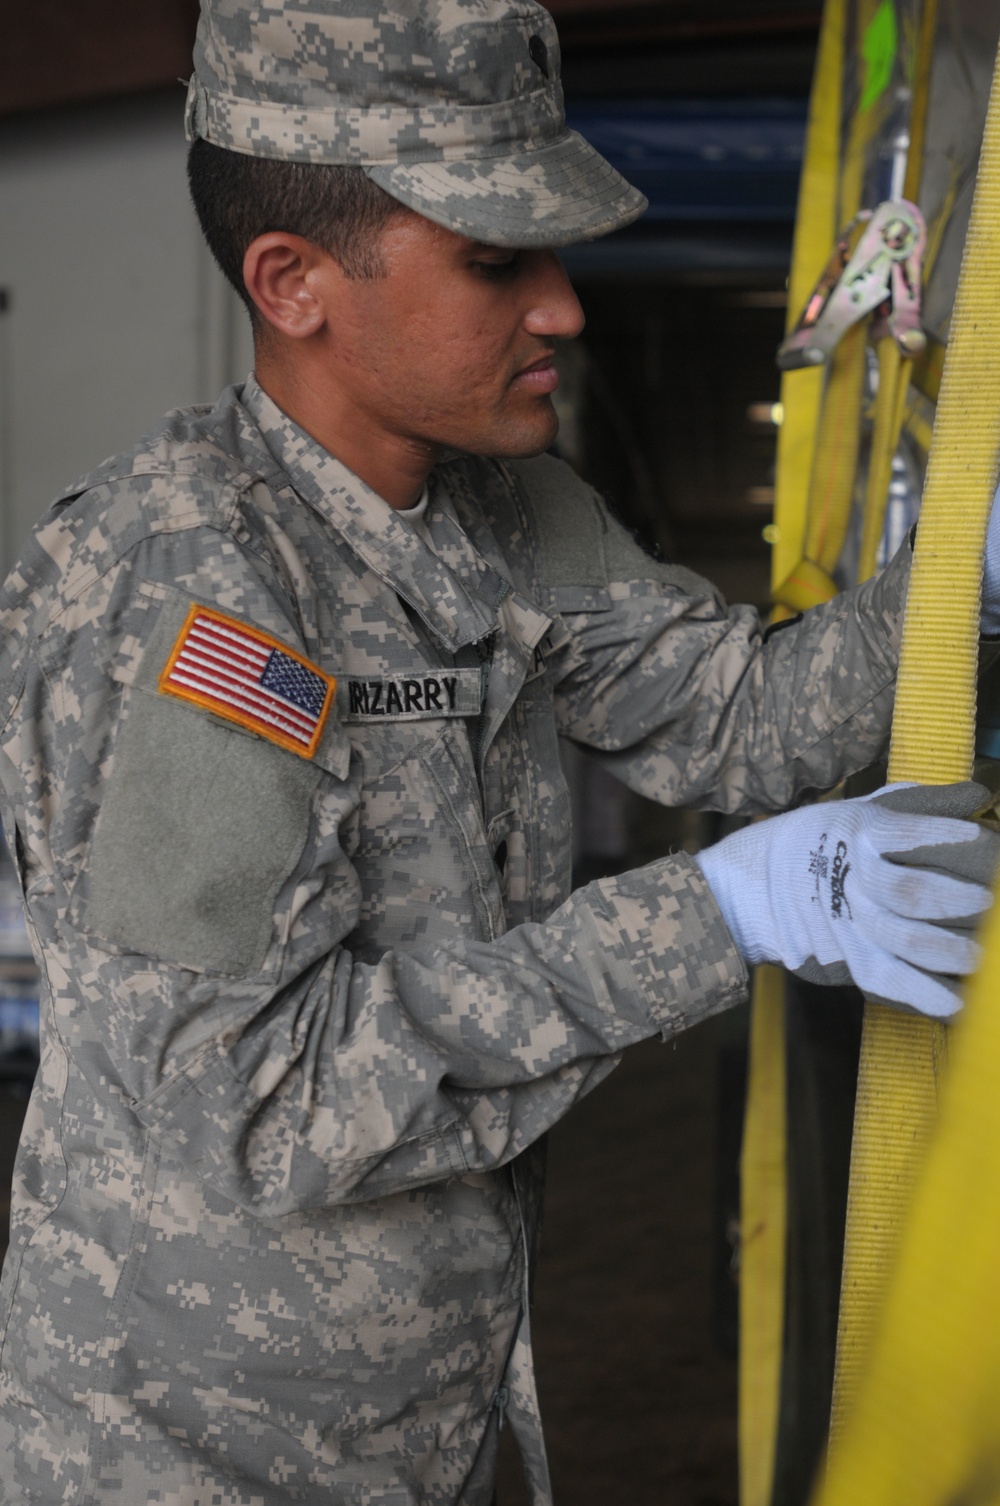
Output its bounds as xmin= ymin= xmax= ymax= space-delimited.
xmin=510 ymin=353 xmax=559 ymax=394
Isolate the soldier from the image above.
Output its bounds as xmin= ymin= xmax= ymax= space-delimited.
xmin=0 ymin=1 xmax=997 ymax=1502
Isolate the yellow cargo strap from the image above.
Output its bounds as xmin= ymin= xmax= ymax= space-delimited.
xmin=738 ymin=964 xmax=787 ymax=1506
xmin=772 ymin=0 xmax=883 ymax=618
xmin=856 ymin=0 xmax=940 ymax=585
xmin=801 ymin=321 xmax=867 ymax=584
xmin=738 ymin=4 xmax=846 ymax=1501
xmin=811 ymin=865 xmax=1000 ymax=1506
xmin=768 ymin=0 xmax=847 ymax=616
xmin=828 ymin=17 xmax=1000 ymax=1455
xmin=856 ymin=331 xmax=915 ymax=582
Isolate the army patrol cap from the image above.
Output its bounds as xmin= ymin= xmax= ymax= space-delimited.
xmin=185 ymin=0 xmax=648 ymax=248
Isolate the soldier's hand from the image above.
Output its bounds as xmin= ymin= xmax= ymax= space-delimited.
xmin=695 ymin=781 xmax=1000 ymax=1017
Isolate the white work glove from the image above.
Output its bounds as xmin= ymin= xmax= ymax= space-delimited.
xmin=980 ymin=480 xmax=1000 ymax=634
xmin=696 ymin=782 xmax=999 ymax=1017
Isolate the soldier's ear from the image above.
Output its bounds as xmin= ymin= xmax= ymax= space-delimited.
xmin=242 ymin=232 xmax=335 ymax=340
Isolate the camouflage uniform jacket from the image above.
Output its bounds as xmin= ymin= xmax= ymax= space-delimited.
xmin=0 ymin=378 xmax=909 ymax=1505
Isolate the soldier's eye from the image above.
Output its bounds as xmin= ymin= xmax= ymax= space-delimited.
xmin=472 ymin=255 xmax=521 ymax=281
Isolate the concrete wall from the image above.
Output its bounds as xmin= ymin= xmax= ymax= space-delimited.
xmin=0 ymin=88 xmax=253 ymax=572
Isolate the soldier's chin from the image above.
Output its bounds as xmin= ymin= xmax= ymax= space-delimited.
xmin=487 ymin=403 xmax=561 ymax=460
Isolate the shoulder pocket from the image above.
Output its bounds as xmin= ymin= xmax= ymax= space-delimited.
xmin=71 ymin=592 xmax=349 ymax=975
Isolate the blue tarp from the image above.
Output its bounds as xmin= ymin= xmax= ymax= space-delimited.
xmin=565 ymin=98 xmax=807 ymax=223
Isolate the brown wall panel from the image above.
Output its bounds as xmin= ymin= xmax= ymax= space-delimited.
xmin=1 ymin=0 xmax=819 ymax=118
xmin=1 ymin=0 xmax=199 ymax=117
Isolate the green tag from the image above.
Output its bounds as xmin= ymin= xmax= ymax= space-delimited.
xmin=860 ymin=0 xmax=898 ymax=113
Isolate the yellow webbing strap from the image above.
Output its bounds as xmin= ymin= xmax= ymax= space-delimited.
xmin=813 ymin=884 xmax=1000 ymax=1506
xmin=768 ymin=0 xmax=847 ymax=616
xmin=856 ymin=332 xmax=913 ymax=582
xmin=773 ymin=557 xmax=847 ymax=615
xmin=801 ymin=321 xmax=868 ymax=582
xmin=828 ymin=20 xmax=1000 ymax=1451
xmin=856 ymin=0 xmax=940 ymax=585
xmin=738 ymin=5 xmax=846 ymax=1501
xmin=738 ymin=964 xmax=787 ymax=1506
xmin=772 ymin=0 xmax=884 ymax=617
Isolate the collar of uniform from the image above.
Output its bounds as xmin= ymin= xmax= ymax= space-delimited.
xmin=240 ymin=377 xmax=497 ymax=653
xmin=425 ymin=474 xmax=552 ymax=658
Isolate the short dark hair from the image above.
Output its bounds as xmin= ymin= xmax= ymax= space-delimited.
xmin=187 ymin=138 xmax=408 ymax=320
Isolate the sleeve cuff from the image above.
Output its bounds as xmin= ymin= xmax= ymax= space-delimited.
xmin=584 ymin=852 xmax=749 ymax=1038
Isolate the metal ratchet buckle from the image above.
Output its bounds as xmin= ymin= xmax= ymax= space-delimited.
xmin=776 ymin=199 xmax=927 ymax=371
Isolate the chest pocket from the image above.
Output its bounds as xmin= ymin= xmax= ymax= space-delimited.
xmin=343 ymin=713 xmax=506 ymax=960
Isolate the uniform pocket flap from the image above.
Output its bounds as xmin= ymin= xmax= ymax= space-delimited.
xmin=549 ymin=583 xmax=612 ymax=614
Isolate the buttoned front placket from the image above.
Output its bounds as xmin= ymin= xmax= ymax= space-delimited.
xmin=243 ymin=385 xmax=558 ymax=1503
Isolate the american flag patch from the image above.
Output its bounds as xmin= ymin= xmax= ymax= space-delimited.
xmin=159 ymin=606 xmax=335 ymax=759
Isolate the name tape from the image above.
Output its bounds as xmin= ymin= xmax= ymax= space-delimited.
xmin=343 ymin=669 xmax=483 ymax=722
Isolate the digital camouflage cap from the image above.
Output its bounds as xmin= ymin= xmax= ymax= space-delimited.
xmin=185 ymin=0 xmax=648 ymax=247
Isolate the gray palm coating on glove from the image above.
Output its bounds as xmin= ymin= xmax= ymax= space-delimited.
xmin=695 ymin=781 xmax=1000 ymax=1017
